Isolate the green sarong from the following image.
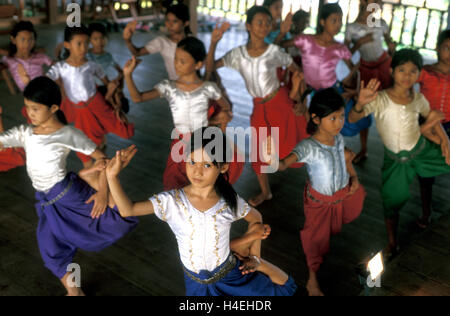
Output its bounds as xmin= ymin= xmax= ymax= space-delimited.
xmin=381 ymin=136 xmax=450 ymax=218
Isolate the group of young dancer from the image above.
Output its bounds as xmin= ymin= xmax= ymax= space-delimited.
xmin=0 ymin=0 xmax=449 ymax=296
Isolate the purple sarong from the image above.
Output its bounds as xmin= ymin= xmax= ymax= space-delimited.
xmin=35 ymin=172 xmax=138 ymax=278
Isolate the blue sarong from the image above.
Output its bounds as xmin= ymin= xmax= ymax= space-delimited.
xmin=183 ymin=254 xmax=297 ymax=296
xmin=35 ymin=172 xmax=138 ymax=278
xmin=340 ymin=97 xmax=373 ymax=137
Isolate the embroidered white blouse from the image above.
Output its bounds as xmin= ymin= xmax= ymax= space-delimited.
xmin=155 ymin=80 xmax=222 ymax=134
xmin=46 ymin=61 xmax=105 ymax=103
xmin=221 ymin=44 xmax=293 ymax=98
xmin=145 ymin=35 xmax=178 ymax=80
xmin=149 ymin=189 xmax=251 ymax=273
xmin=0 ymin=125 xmax=96 ymax=192
xmin=363 ymin=90 xmax=430 ymax=153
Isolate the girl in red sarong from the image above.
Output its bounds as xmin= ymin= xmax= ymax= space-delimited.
xmin=47 ymin=24 xmax=133 ymax=168
xmin=206 ymin=5 xmax=308 ymax=207
xmin=344 ymin=0 xmax=396 ymax=91
xmin=275 ymin=88 xmax=365 ymax=296
xmin=124 ymin=37 xmax=242 ymax=190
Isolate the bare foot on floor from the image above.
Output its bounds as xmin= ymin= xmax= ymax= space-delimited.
xmin=353 ymin=151 xmax=368 ymax=164
xmin=416 ymin=216 xmax=431 ymax=229
xmin=382 ymin=243 xmax=400 ymax=263
xmin=306 ymin=278 xmax=324 ymax=296
xmin=249 ymin=192 xmax=273 ymax=207
xmin=66 ymin=288 xmax=85 ymax=296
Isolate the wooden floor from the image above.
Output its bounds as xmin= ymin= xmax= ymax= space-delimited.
xmin=0 ymin=24 xmax=449 ymax=296
xmin=368 ymin=214 xmax=450 ymax=296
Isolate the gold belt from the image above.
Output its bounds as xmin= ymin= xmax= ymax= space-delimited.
xmin=183 ymin=254 xmax=236 ymax=284
xmin=384 ymin=137 xmax=427 ymax=163
xmin=306 ymin=184 xmax=344 ymax=205
xmin=41 ymin=179 xmax=73 ymax=210
xmin=260 ymin=87 xmax=280 ymax=104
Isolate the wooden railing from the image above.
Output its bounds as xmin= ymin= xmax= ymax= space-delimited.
xmin=197 ymin=0 xmax=449 ymax=56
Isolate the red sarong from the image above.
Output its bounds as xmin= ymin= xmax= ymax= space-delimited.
xmin=251 ymin=87 xmax=308 ymax=174
xmin=0 ymin=148 xmax=25 ymax=171
xmin=61 ymin=92 xmax=134 ymax=163
xmin=300 ymin=182 xmax=366 ymax=272
xmin=360 ymin=52 xmax=392 ymax=90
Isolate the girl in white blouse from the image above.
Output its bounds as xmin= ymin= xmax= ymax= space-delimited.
xmin=0 ymin=77 xmax=137 ymax=296
xmin=47 ymin=24 xmax=134 ymax=169
xmin=106 ymin=126 xmax=297 ymax=296
xmin=206 ymin=5 xmax=308 ymax=207
xmin=123 ymin=3 xmax=191 ymax=80
xmin=124 ymin=37 xmax=239 ymax=191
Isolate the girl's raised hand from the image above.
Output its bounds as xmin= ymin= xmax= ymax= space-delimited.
xmin=280 ymin=12 xmax=293 ymax=34
xmin=211 ymin=22 xmax=231 ymax=44
xmin=106 ymin=145 xmax=138 ymax=178
xmin=357 ymin=79 xmax=380 ymax=106
xmin=123 ymin=56 xmax=141 ymax=75
xmin=123 ymin=20 xmax=137 ymax=41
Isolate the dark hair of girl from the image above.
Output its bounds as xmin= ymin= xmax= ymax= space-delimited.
xmin=317 ymin=3 xmax=343 ymax=34
xmin=246 ymin=5 xmax=272 ymax=25
xmin=166 ymin=3 xmax=192 ymax=36
xmin=88 ymin=22 xmax=108 ymax=37
xmin=262 ymin=0 xmax=281 ymax=8
xmin=390 ymin=48 xmax=423 ymax=72
xmin=177 ymin=37 xmax=206 ymax=77
xmin=307 ymin=88 xmax=344 ymax=135
xmin=62 ymin=24 xmax=89 ymax=59
xmin=188 ymin=127 xmax=238 ymax=214
xmin=23 ymin=76 xmax=67 ymax=125
xmin=292 ymin=10 xmax=310 ymax=35
xmin=437 ymin=29 xmax=450 ymax=50
xmin=8 ymin=21 xmax=37 ymax=57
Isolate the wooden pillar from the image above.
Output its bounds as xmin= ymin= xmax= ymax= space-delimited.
xmin=317 ymin=0 xmax=325 ymax=33
xmin=188 ymin=0 xmax=198 ymax=36
xmin=46 ymin=0 xmax=58 ymax=24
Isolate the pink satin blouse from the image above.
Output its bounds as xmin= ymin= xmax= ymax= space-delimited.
xmin=294 ymin=34 xmax=352 ymax=90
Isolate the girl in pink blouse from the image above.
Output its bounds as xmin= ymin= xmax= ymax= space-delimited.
xmin=2 ymin=21 xmax=53 ymax=121
xmin=291 ymin=3 xmax=373 ymax=164
xmin=292 ymin=3 xmax=352 ymax=91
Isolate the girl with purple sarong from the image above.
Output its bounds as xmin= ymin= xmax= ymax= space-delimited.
xmin=0 ymin=77 xmax=137 ymax=296
xmin=105 ymin=127 xmax=297 ymax=296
